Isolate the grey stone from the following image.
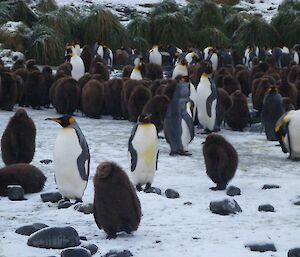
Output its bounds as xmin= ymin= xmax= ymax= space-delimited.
xmin=102 ymin=250 xmax=133 ymax=257
xmin=262 ymin=184 xmax=280 ymax=190
xmin=40 ymin=159 xmax=53 ymax=165
xmin=41 ymin=192 xmax=63 ymax=203
xmin=288 ymin=248 xmax=300 ymax=257
xmin=144 ymin=187 xmax=161 ymax=195
xmin=258 ymin=204 xmax=275 ymax=212
xmin=210 ymin=198 xmax=242 ymax=215
xmin=80 ymin=236 xmax=87 ymax=241
xmin=245 ymin=243 xmax=277 ymax=252
xmin=27 ymin=226 xmax=80 ymax=249
xmin=82 ymin=244 xmax=98 ymax=255
xmin=184 ymin=202 xmax=192 ymax=206
xmin=226 ymin=186 xmax=241 ymax=197
xmin=16 ymin=223 xmax=48 ymax=236
xmin=165 ymin=189 xmax=180 ymax=199
xmin=58 ymin=199 xmax=72 ymax=209
xmin=7 ymin=185 xmax=25 ymax=201
xmin=74 ymin=203 xmax=94 ymax=214
xmin=61 ymin=248 xmax=91 ymax=257
xmin=294 ymin=201 xmax=300 ymax=206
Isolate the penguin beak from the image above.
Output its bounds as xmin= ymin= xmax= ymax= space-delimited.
xmin=45 ymin=118 xmax=61 ymax=124
xmin=144 ymin=114 xmax=152 ymax=120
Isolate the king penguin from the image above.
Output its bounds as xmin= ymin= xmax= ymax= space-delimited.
xmin=66 ymin=45 xmax=85 ymax=81
xmin=97 ymin=44 xmax=114 ymax=67
xmin=46 ymin=115 xmax=90 ymax=202
xmin=196 ymin=62 xmax=218 ymax=133
xmin=130 ymin=57 xmax=144 ymax=80
xmin=164 ymin=79 xmax=195 ymax=155
xmin=149 ymin=45 xmax=162 ymax=66
xmin=276 ymin=110 xmax=300 ymax=161
xmin=172 ymin=56 xmax=188 ymax=79
xmin=128 ymin=113 xmax=159 ymax=192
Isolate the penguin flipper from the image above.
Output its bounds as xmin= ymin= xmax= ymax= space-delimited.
xmin=206 ymin=77 xmax=217 ymax=118
xmin=156 ymin=150 xmax=159 ymax=170
xmin=182 ymin=109 xmax=195 ymax=142
xmin=128 ymin=124 xmax=138 ymax=172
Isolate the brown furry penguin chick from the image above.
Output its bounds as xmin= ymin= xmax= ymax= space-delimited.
xmin=145 ymin=63 xmax=163 ymax=81
xmin=1 ymin=109 xmax=36 ymax=165
xmin=90 ymin=62 xmax=109 ymax=82
xmin=216 ymin=88 xmax=232 ymax=127
xmin=202 ymin=134 xmax=238 ymax=191
xmin=225 ymin=90 xmax=249 ymax=131
xmin=105 ymin=78 xmax=124 ymax=119
xmin=0 ymin=71 xmax=18 ymax=111
xmin=93 ymin=161 xmax=141 ymax=239
xmin=0 ymin=163 xmax=46 ymax=196
xmin=222 ymin=75 xmax=241 ymax=95
xmin=81 ymin=79 xmax=105 ymax=119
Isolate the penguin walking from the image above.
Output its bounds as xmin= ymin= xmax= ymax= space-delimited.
xmin=46 ymin=115 xmax=90 ymax=202
xmin=128 ymin=114 xmax=159 ymax=192
xmin=66 ymin=45 xmax=85 ymax=81
xmin=164 ymin=80 xmax=195 ymax=155
xmin=276 ymin=110 xmax=300 ymax=160
xmin=196 ymin=62 xmax=218 ymax=133
xmin=261 ymin=86 xmax=284 ymax=141
xmin=149 ymin=45 xmax=162 ymax=66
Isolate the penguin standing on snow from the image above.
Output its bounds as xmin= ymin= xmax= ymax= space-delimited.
xmin=164 ymin=80 xmax=195 ymax=155
xmin=276 ymin=110 xmax=300 ymax=161
xmin=149 ymin=45 xmax=162 ymax=66
xmin=46 ymin=115 xmax=90 ymax=202
xmin=128 ymin=113 xmax=159 ymax=192
xmin=66 ymin=45 xmax=85 ymax=81
xmin=196 ymin=62 xmax=218 ymax=133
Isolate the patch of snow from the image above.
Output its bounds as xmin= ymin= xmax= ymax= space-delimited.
xmin=0 ymin=21 xmax=25 ymax=34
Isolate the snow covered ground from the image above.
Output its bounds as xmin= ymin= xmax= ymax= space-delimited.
xmin=0 ymin=105 xmax=299 ymax=257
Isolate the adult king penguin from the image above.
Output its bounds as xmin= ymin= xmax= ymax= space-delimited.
xmin=172 ymin=56 xmax=188 ymax=79
xmin=149 ymin=45 xmax=162 ymax=66
xmin=276 ymin=110 xmax=300 ymax=161
xmin=196 ymin=62 xmax=218 ymax=133
xmin=128 ymin=113 xmax=159 ymax=192
xmin=164 ymin=79 xmax=195 ymax=155
xmin=66 ymin=45 xmax=85 ymax=81
xmin=130 ymin=57 xmax=144 ymax=80
xmin=46 ymin=115 xmax=90 ymax=202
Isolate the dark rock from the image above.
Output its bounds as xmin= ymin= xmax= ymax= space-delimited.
xmin=184 ymin=202 xmax=192 ymax=206
xmin=209 ymin=198 xmax=242 ymax=215
xmin=41 ymin=192 xmax=63 ymax=203
xmin=144 ymin=187 xmax=161 ymax=195
xmin=226 ymin=186 xmax=241 ymax=197
xmin=7 ymin=185 xmax=26 ymax=201
xmin=165 ymin=189 xmax=180 ymax=199
xmin=27 ymin=226 xmax=80 ymax=249
xmin=74 ymin=203 xmax=94 ymax=214
xmin=16 ymin=223 xmax=48 ymax=236
xmin=262 ymin=184 xmax=280 ymax=190
xmin=288 ymin=248 xmax=300 ymax=257
xmin=102 ymin=250 xmax=133 ymax=257
xmin=82 ymin=244 xmax=98 ymax=255
xmin=58 ymin=199 xmax=72 ymax=209
xmin=80 ymin=236 xmax=87 ymax=241
xmin=154 ymin=240 xmax=161 ymax=244
xmin=40 ymin=159 xmax=53 ymax=164
xmin=245 ymin=243 xmax=277 ymax=252
xmin=258 ymin=204 xmax=275 ymax=212
xmin=294 ymin=201 xmax=300 ymax=206
xmin=61 ymin=248 xmax=91 ymax=257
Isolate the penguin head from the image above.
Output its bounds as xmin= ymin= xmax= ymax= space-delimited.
xmin=267 ymin=85 xmax=278 ymax=94
xmin=138 ymin=113 xmax=153 ymax=124
xmin=46 ymin=115 xmax=76 ymax=128
xmin=96 ymin=162 xmax=112 ymax=179
xmin=14 ymin=109 xmax=29 ymax=119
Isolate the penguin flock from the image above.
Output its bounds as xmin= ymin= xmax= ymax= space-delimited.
xmin=0 ymin=41 xmax=299 ymax=241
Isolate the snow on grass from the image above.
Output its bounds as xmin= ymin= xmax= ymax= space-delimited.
xmin=0 ymin=105 xmax=299 ymax=256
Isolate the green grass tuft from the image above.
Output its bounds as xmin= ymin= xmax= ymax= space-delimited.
xmin=150 ymin=0 xmax=180 ymax=17
xmin=192 ymin=27 xmax=229 ymax=48
xmin=35 ymin=0 xmax=58 ymax=13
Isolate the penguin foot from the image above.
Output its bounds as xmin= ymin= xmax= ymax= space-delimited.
xmin=201 ymin=130 xmax=212 ymax=135
xmin=136 ymin=184 xmax=143 ymax=192
xmin=158 ymin=136 xmax=165 ymax=139
xmin=75 ymin=198 xmax=83 ymax=204
xmin=209 ymin=184 xmax=226 ymax=191
xmin=63 ymin=197 xmax=70 ymax=202
xmin=106 ymin=233 xmax=117 ymax=240
xmin=144 ymin=183 xmax=154 ymax=193
xmin=170 ymin=151 xmax=192 ymax=156
xmin=145 ymin=183 xmax=152 ymax=190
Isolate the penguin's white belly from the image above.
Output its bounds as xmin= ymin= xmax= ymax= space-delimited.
xmin=181 ymin=107 xmax=192 ymax=151
xmin=285 ymin=115 xmax=300 ymax=158
xmin=149 ymin=52 xmax=162 ymax=66
xmin=197 ymin=82 xmax=216 ymax=131
xmin=71 ymin=56 xmax=85 ymax=81
xmin=172 ymin=65 xmax=188 ymax=79
xmin=54 ymin=129 xmax=86 ymax=199
xmin=130 ymin=69 xmax=142 ymax=80
xmin=294 ymin=52 xmax=299 ymax=65
xmin=131 ymin=125 xmax=158 ymax=185
xmin=211 ymin=54 xmax=218 ymax=72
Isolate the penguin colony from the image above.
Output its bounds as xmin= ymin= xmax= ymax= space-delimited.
xmin=0 ymin=42 xmax=300 ymax=241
